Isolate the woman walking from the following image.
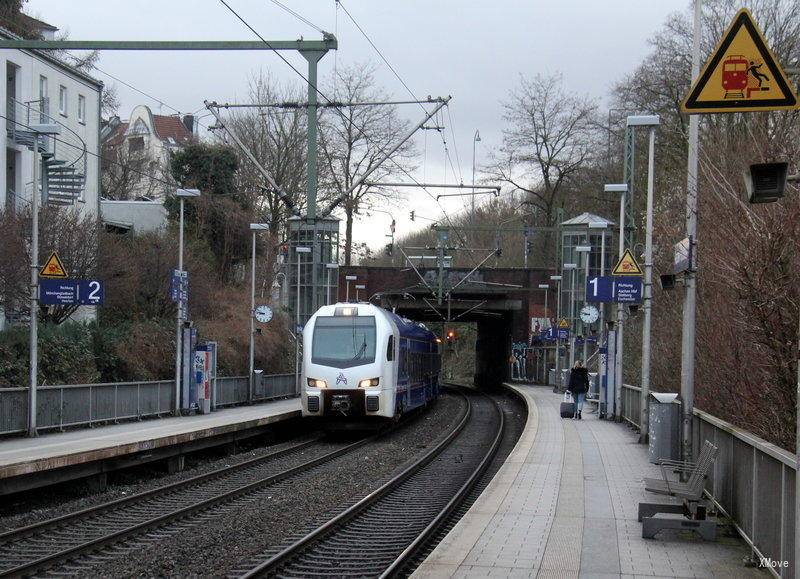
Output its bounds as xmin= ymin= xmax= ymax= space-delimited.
xmin=567 ymin=360 xmax=589 ymax=419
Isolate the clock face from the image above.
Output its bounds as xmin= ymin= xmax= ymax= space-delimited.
xmin=579 ymin=304 xmax=599 ymax=324
xmin=254 ymin=305 xmax=273 ymax=323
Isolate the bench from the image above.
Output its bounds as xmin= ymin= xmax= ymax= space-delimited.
xmin=638 ymin=440 xmax=718 ymax=540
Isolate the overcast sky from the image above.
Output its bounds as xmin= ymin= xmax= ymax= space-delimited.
xmin=27 ymin=0 xmax=688 ymax=252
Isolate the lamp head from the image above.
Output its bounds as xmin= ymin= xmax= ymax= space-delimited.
xmin=604 ymin=184 xmax=628 ymax=193
xmin=626 ymin=114 xmax=660 ymax=127
xmin=176 ymin=188 xmax=201 ymax=198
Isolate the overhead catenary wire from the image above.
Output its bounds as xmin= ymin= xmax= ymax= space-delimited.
xmin=267 ymin=0 xmax=325 ymax=34
xmin=219 ymin=0 xmax=479 ymax=264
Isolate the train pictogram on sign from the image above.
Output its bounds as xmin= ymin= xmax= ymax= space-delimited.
xmin=682 ymin=8 xmax=798 ymax=113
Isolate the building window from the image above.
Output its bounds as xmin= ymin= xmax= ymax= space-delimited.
xmin=128 ymin=136 xmax=144 ymax=154
xmin=58 ymin=85 xmax=67 ymax=116
xmin=39 ymin=75 xmax=48 ymax=121
xmin=78 ymin=95 xmax=85 ymax=124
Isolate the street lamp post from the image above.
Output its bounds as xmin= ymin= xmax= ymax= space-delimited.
xmin=550 ymin=275 xmax=563 ymax=391
xmin=538 ymin=283 xmax=550 ymax=384
xmin=563 ymin=263 xmax=577 ymax=381
xmin=295 ymin=246 xmax=311 ymax=394
xmin=345 ymin=275 xmax=357 ymax=302
xmin=589 ymin=222 xmax=608 ymax=399
xmin=174 ymin=188 xmax=200 ymax=415
xmin=248 ymin=223 xmax=270 ymax=404
xmin=605 ymin=183 xmax=628 ymax=420
xmin=576 ymin=245 xmax=591 ymax=364
xmin=627 ymin=115 xmax=660 ymax=442
xmin=26 ymin=122 xmax=61 ymax=437
xmin=472 ymin=130 xmax=481 ymax=221
xmin=325 ymin=263 xmax=339 ymax=305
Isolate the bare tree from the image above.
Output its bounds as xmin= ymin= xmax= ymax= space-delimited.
xmin=101 ymin=140 xmax=165 ymax=200
xmin=223 ymin=73 xmax=308 ymax=229
xmin=611 ymin=0 xmax=800 ymax=450
xmin=484 ymin=73 xmax=598 ymax=263
xmin=318 ymin=63 xmax=416 ymax=266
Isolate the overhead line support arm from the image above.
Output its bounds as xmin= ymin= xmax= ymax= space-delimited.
xmin=205 ymin=100 xmax=297 ymax=214
xmin=0 ymin=39 xmax=338 ymax=51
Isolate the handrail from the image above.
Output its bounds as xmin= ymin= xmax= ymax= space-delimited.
xmin=7 ymin=96 xmax=87 ymax=175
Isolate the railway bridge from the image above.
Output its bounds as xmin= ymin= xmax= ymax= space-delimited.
xmin=336 ymin=266 xmax=552 ymax=386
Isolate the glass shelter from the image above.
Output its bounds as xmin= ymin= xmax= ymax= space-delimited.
xmin=287 ymin=216 xmax=340 ymax=328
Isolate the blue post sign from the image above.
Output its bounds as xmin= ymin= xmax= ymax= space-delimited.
xmin=614 ymin=277 xmax=643 ymax=303
xmin=586 ymin=276 xmax=642 ymax=304
xmin=40 ymin=279 xmax=104 ymax=305
xmin=557 ymin=328 xmax=570 ymax=340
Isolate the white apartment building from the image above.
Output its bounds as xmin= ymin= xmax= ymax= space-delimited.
xmin=0 ymin=24 xmax=102 ymax=217
xmin=0 ymin=21 xmax=102 ymax=330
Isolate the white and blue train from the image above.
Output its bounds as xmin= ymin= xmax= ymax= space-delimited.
xmin=301 ymin=303 xmax=441 ymax=420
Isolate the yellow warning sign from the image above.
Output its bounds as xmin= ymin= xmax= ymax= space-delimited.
xmin=612 ymin=249 xmax=643 ymax=276
xmin=39 ymin=251 xmax=68 ymax=278
xmin=682 ymin=8 xmax=798 ymax=114
xmin=558 ymin=318 xmax=569 ymax=329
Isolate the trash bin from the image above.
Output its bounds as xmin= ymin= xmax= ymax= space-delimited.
xmin=648 ymin=393 xmax=680 ymax=464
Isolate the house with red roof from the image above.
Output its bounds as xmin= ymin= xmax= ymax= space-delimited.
xmin=102 ymin=104 xmax=196 ymax=200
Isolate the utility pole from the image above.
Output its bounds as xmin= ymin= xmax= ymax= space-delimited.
xmin=627 ymin=115 xmax=660 ymax=443
xmin=681 ymin=0 xmax=702 ymax=468
xmin=27 ymin=133 xmax=40 ymax=438
xmin=249 ymin=223 xmax=270 ymax=403
xmin=472 ymin=129 xmax=481 ymax=221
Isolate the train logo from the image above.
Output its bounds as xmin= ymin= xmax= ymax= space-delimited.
xmin=336 ymin=372 xmax=347 ymax=385
xmin=722 ymin=55 xmax=770 ymax=100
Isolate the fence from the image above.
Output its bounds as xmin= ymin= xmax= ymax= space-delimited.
xmin=0 ymin=374 xmax=298 ymax=437
xmin=620 ymin=384 xmax=796 ymax=578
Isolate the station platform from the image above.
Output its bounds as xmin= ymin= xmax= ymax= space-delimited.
xmin=414 ymin=384 xmax=763 ymax=578
xmin=0 ymin=398 xmax=301 ymax=495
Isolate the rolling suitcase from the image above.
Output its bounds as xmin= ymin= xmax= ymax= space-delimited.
xmin=560 ymin=392 xmax=575 ymax=419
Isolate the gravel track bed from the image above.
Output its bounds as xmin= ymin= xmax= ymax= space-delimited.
xmin=0 ymin=425 xmax=318 ymax=534
xmin=58 ymin=393 xmax=464 ymax=577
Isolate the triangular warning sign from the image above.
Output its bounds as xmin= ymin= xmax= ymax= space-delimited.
xmin=682 ymin=8 xmax=798 ymax=114
xmin=612 ymin=249 xmax=643 ymax=276
xmin=558 ymin=318 xmax=569 ymax=329
xmin=39 ymin=251 xmax=68 ymax=278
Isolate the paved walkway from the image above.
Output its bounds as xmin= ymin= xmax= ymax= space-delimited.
xmin=0 ymin=398 xmax=300 ymax=481
xmin=414 ymin=384 xmax=764 ymax=578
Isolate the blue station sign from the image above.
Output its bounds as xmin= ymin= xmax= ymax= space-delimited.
xmin=40 ymin=279 xmax=104 ymax=305
xmin=586 ymin=276 xmax=642 ymax=304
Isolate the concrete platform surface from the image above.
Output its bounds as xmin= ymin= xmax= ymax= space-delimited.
xmin=0 ymin=398 xmax=301 ymax=481
xmin=414 ymin=384 xmax=765 ymax=579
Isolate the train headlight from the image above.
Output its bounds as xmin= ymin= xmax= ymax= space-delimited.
xmin=307 ymin=378 xmax=327 ymax=388
xmin=358 ymin=378 xmax=380 ymax=388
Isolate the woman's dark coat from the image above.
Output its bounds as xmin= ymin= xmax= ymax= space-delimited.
xmin=567 ymin=367 xmax=589 ymax=394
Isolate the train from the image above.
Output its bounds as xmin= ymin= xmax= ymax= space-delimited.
xmin=301 ymin=302 xmax=442 ymax=420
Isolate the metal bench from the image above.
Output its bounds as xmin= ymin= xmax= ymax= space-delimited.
xmin=638 ymin=440 xmax=718 ymax=540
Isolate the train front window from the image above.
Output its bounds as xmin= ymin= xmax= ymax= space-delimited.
xmin=312 ymin=316 xmax=377 ymax=368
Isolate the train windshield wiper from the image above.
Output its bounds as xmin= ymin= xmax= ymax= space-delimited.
xmin=351 ymin=340 xmax=367 ymax=360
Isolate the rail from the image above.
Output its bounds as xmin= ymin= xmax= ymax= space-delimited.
xmin=0 ymin=374 xmax=296 ymax=437
xmin=620 ymin=383 xmax=796 ymax=578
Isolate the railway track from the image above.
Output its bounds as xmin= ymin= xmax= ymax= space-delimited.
xmin=0 ymin=433 xmax=373 ymax=577
xmin=235 ymin=389 xmax=505 ymax=578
